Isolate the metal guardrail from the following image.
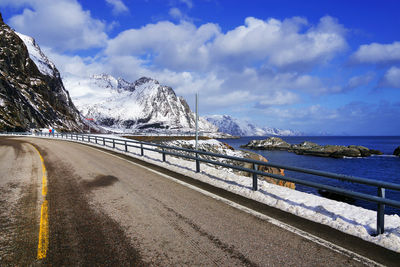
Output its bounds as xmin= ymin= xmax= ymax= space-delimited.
xmin=4 ymin=131 xmax=400 ymax=235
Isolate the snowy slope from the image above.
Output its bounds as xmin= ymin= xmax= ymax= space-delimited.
xmin=205 ymin=115 xmax=301 ymax=136
xmin=16 ymin=33 xmax=57 ymax=77
xmin=16 ymin=32 xmax=73 ymax=106
xmin=69 ymin=75 xmax=218 ymax=133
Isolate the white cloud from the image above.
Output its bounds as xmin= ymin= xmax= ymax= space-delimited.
xmin=7 ymin=0 xmax=108 ymax=52
xmin=105 ymin=0 xmax=129 ymax=15
xmin=344 ymin=72 xmax=375 ymax=91
xmin=169 ymin=8 xmax=183 ymax=20
xmin=380 ymin=66 xmax=400 ymax=88
xmin=41 ymin=47 xmax=110 ymax=78
xmin=256 ymin=91 xmax=300 ymax=106
xmin=260 ymin=105 xmax=338 ymax=124
xmin=106 ymin=20 xmax=220 ymax=71
xmin=211 ymin=16 xmax=347 ymax=69
xmin=347 ymin=73 xmax=374 ymax=88
xmin=105 ymin=16 xmax=347 ymax=72
xmin=351 ymin=41 xmax=400 ymax=64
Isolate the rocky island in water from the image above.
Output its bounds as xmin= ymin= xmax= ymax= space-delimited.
xmin=241 ymin=137 xmax=383 ymax=158
xmin=394 ymin=146 xmax=400 ymax=156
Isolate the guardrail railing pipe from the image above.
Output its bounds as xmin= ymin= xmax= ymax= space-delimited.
xmin=162 ymin=148 xmax=166 ymax=162
xmin=195 ymin=153 xmax=200 ymax=173
xmin=252 ymin=163 xmax=258 ymax=191
xmin=377 ymin=187 xmax=385 ymax=235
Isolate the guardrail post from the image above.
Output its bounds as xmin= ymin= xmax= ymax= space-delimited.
xmin=82 ymin=135 xmax=84 ymax=142
xmin=113 ymin=139 xmax=115 ymax=149
xmin=252 ymin=163 xmax=258 ymax=191
xmin=195 ymin=153 xmax=200 ymax=173
xmin=103 ymin=138 xmax=105 ymax=146
xmin=377 ymin=187 xmax=385 ymax=235
xmin=125 ymin=141 xmax=128 ymax=152
xmin=141 ymin=143 xmax=144 ymax=156
xmin=95 ymin=136 xmax=98 ymax=144
xmin=162 ymin=148 xmax=166 ymax=162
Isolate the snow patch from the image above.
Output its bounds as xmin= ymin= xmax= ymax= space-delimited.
xmin=16 ymin=32 xmax=55 ymax=77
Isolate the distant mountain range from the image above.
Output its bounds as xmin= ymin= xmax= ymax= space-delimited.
xmin=0 ymin=12 xmax=82 ymax=131
xmin=204 ymin=115 xmax=302 ymax=136
xmin=68 ymin=74 xmax=218 ymax=133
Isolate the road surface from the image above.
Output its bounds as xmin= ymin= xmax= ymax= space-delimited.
xmin=0 ymin=136 xmax=397 ymax=266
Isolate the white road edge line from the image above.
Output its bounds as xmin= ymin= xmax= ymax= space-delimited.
xmin=77 ymin=142 xmax=383 ymax=267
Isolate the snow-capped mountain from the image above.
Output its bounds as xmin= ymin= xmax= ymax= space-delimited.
xmin=0 ymin=12 xmax=82 ymax=131
xmin=204 ymin=115 xmax=302 ymax=136
xmin=68 ymin=74 xmax=218 ymax=133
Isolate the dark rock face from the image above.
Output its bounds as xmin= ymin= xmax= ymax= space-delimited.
xmin=241 ymin=137 xmax=383 ymax=158
xmin=239 ymin=151 xmax=295 ymax=189
xmin=0 ymin=12 xmax=82 ymax=131
xmin=394 ymin=146 xmax=400 ymax=157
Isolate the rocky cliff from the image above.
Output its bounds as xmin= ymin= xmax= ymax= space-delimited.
xmin=0 ymin=12 xmax=82 ymax=131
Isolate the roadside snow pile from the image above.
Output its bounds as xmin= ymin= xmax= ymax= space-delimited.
xmin=37 ymin=134 xmax=400 ymax=252
xmin=160 ymin=139 xmax=245 ymax=158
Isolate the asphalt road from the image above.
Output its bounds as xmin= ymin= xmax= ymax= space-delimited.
xmin=0 ymin=136 xmax=397 ymax=266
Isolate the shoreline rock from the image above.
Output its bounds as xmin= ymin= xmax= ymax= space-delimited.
xmin=241 ymin=137 xmax=383 ymax=158
xmin=394 ymin=146 xmax=400 ymax=157
xmin=239 ymin=150 xmax=295 ymax=189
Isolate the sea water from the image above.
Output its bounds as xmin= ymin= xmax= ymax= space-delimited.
xmin=219 ymin=136 xmax=400 ymax=215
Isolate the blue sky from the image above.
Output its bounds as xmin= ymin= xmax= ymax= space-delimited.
xmin=1 ymin=0 xmax=400 ymax=135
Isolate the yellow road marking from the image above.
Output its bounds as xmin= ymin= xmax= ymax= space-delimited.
xmin=31 ymin=145 xmax=49 ymax=259
xmin=37 ymin=200 xmax=48 ymax=259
